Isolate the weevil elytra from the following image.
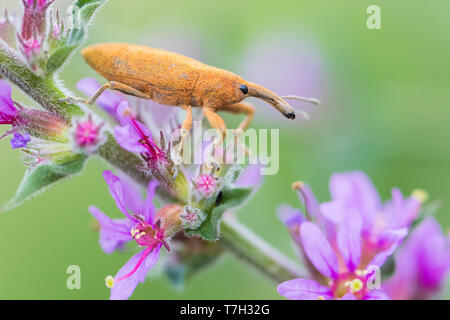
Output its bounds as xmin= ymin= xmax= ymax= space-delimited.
xmin=64 ymin=43 xmax=319 ymax=155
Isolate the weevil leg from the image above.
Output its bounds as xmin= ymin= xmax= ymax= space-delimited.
xmin=219 ymin=102 xmax=254 ymax=156
xmin=219 ymin=102 xmax=255 ymax=134
xmin=202 ymin=107 xmax=228 ymax=168
xmin=202 ymin=107 xmax=227 ymax=147
xmin=59 ymin=81 xmax=151 ymax=105
xmin=174 ymin=105 xmax=193 ymax=166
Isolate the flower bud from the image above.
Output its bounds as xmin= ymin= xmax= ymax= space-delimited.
xmin=180 ymin=206 xmax=206 ymax=230
xmin=19 ymin=109 xmax=69 ymax=143
xmin=0 ymin=9 xmax=16 ymax=49
xmin=154 ymin=204 xmax=184 ymax=239
xmin=21 ymin=0 xmax=54 ymax=41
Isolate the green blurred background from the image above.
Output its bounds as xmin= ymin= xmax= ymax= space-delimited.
xmin=0 ymin=0 xmax=449 ymax=299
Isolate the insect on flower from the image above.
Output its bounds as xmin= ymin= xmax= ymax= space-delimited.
xmin=61 ymin=43 xmax=320 ymax=160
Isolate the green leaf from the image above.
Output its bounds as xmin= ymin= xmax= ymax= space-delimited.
xmin=46 ymin=0 xmax=106 ymax=74
xmin=46 ymin=46 xmax=77 ymax=74
xmin=2 ymin=154 xmax=87 ymax=211
xmin=186 ymin=187 xmax=252 ymax=241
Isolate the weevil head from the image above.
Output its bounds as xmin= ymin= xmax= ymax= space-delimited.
xmin=196 ymin=69 xmax=296 ymax=120
xmin=196 ymin=68 xmax=250 ymax=108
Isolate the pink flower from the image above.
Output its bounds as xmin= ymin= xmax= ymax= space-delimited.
xmin=114 ymin=102 xmax=166 ymax=163
xmin=90 ymin=171 xmax=181 ymax=299
xmin=73 ymin=116 xmax=104 ymax=152
xmin=195 ymin=174 xmax=217 ymax=196
xmin=75 ymin=119 xmax=101 ymax=147
xmin=320 ymin=172 xmax=421 ymax=267
xmin=278 ymin=219 xmax=389 ymax=300
xmin=277 ymin=171 xmax=421 ymax=300
xmin=384 ymin=217 xmax=450 ymax=299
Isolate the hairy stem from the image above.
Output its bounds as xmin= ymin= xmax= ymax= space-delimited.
xmin=221 ymin=214 xmax=305 ymax=283
xmin=0 ymin=39 xmax=303 ymax=285
xmin=97 ymin=133 xmax=150 ymax=185
xmin=0 ymin=40 xmax=82 ymax=121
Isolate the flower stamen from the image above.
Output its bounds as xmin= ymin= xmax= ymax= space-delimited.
xmin=105 ymin=275 xmax=114 ymax=288
xmin=346 ymin=279 xmax=364 ymax=294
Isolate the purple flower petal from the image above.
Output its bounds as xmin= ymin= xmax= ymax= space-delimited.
xmin=300 ymin=221 xmax=339 ymax=279
xmin=118 ymin=173 xmax=145 ymax=215
xmin=329 ymin=171 xmax=381 ymax=230
xmin=114 ymin=124 xmax=148 ymax=154
xmin=296 ymin=184 xmax=320 ymax=217
xmin=320 ymin=201 xmax=346 ymax=224
xmin=102 ymin=170 xmax=138 ymax=222
xmin=336 ymin=208 xmax=362 ymax=272
xmin=89 ymin=206 xmax=132 ymax=254
xmin=364 ymin=290 xmax=390 ymax=300
xmin=384 ymin=188 xmax=421 ymax=229
xmin=389 ymin=218 xmax=449 ymax=297
xmin=110 ymin=245 xmax=161 ymax=300
xmin=235 ymin=164 xmax=263 ymax=189
xmin=76 ymin=78 xmax=126 ymax=116
xmin=114 ymin=102 xmax=157 ymax=155
xmin=341 ymin=293 xmax=357 ymax=300
xmin=277 ymin=278 xmax=333 ymax=300
xmin=369 ymin=227 xmax=408 ymax=267
xmin=143 ymin=180 xmax=159 ymax=224
xmin=10 ymin=132 xmax=30 ymax=149
xmin=415 ymin=219 xmax=449 ymax=289
xmin=277 ymin=204 xmax=305 ymax=228
xmin=115 ymin=101 xmax=133 ymax=126
xmin=0 ymin=79 xmax=16 ymax=116
xmin=137 ymin=100 xmax=178 ymax=136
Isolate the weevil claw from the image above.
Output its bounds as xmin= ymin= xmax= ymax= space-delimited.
xmin=205 ymin=157 xmax=219 ymax=171
xmin=173 ymin=152 xmax=183 ymax=166
xmin=59 ymin=96 xmax=88 ymax=105
xmin=232 ymin=128 xmax=244 ymax=136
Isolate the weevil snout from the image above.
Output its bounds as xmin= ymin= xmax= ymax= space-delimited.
xmin=286 ymin=112 xmax=296 ymax=119
xmin=244 ymin=82 xmax=297 ymax=119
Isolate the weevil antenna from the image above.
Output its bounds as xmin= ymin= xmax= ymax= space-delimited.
xmin=282 ymin=95 xmax=321 ymax=105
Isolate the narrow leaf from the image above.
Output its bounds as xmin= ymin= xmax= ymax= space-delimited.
xmin=46 ymin=0 xmax=106 ymax=74
xmin=187 ymin=187 xmax=252 ymax=241
xmin=2 ymin=154 xmax=87 ymax=211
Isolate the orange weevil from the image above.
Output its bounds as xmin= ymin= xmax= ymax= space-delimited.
xmin=62 ymin=43 xmax=319 ymax=157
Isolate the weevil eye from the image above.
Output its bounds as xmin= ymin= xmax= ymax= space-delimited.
xmin=239 ymin=84 xmax=248 ymax=95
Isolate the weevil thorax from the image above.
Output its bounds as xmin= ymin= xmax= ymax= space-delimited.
xmin=194 ymin=67 xmax=248 ymax=109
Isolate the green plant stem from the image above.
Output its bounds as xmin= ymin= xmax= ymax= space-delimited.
xmin=221 ymin=214 xmax=305 ymax=283
xmin=97 ymin=133 xmax=150 ymax=185
xmin=0 ymin=40 xmax=304 ymax=285
xmin=0 ymin=40 xmax=82 ymax=121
